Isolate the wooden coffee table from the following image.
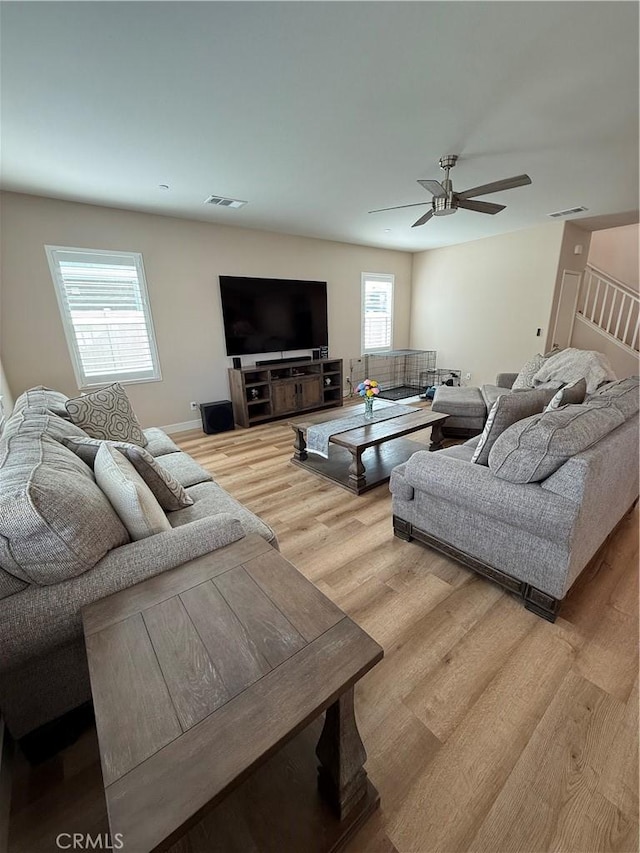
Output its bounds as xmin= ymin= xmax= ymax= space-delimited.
xmin=82 ymin=535 xmax=383 ymax=853
xmin=289 ymin=402 xmax=449 ymax=495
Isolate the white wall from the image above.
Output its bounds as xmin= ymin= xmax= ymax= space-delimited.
xmin=409 ymin=223 xmax=565 ymax=386
xmin=0 ymin=192 xmax=412 ymax=427
xmin=588 ymin=224 xmax=639 ymax=290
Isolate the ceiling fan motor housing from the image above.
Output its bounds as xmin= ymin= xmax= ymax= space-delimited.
xmin=433 ymin=196 xmax=458 ymax=216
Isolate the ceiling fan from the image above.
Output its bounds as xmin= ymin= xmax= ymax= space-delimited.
xmin=369 ymin=155 xmax=532 ymax=227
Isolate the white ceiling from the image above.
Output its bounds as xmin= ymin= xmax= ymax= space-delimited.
xmin=1 ymin=2 xmax=638 ymax=252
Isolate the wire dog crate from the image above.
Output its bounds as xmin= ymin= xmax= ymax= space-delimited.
xmin=348 ymin=350 xmax=437 ymax=400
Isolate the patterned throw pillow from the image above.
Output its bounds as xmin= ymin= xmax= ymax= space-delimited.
xmin=544 ymin=378 xmax=587 ymax=412
xmin=471 ymin=387 xmax=557 ymax=466
xmin=511 ymin=354 xmax=546 ymax=390
xmin=62 ymin=436 xmax=193 ymax=512
xmin=93 ymin=444 xmax=171 ymax=541
xmin=65 ymin=383 xmax=148 ymax=447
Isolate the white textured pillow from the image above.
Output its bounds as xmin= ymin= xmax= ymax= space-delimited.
xmin=94 ymin=443 xmax=171 ymax=541
xmin=511 ymin=354 xmax=546 ymax=390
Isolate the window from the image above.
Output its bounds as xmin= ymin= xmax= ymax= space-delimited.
xmin=46 ymin=246 xmax=161 ymax=388
xmin=362 ymin=273 xmax=394 ymax=353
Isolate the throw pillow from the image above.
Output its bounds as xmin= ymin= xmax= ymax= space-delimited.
xmin=471 ymin=387 xmax=558 ymax=466
xmin=487 ymin=403 xmax=626 ymax=484
xmin=511 ymin=353 xmax=546 ymax=390
xmin=585 ymin=376 xmax=639 ymax=420
xmin=65 ymin=383 xmax=148 ymax=447
xmin=93 ymin=443 xmax=171 ymax=541
xmin=544 ymin=378 xmax=588 ymax=412
xmin=62 ymin=436 xmax=194 ymax=512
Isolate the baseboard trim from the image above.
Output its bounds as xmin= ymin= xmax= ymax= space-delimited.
xmin=160 ymin=418 xmax=201 ymax=435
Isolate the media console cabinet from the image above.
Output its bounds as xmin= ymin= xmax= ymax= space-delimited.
xmin=229 ymin=358 xmax=343 ymax=427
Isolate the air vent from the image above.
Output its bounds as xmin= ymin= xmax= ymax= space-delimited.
xmin=548 ymin=206 xmax=588 ymax=218
xmin=204 ymin=195 xmax=248 ymax=209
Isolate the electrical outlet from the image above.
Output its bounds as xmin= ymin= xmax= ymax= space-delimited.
xmin=465 ymin=372 xmax=471 ymax=380
xmin=189 ymin=401 xmax=199 ymax=411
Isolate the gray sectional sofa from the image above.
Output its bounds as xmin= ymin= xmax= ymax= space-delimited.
xmin=390 ymin=377 xmax=639 ymax=621
xmin=0 ymin=387 xmax=277 ymax=740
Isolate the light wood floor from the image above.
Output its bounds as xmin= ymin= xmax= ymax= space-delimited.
xmin=8 ymin=417 xmax=639 ymax=853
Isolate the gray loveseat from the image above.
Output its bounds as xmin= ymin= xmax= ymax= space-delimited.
xmin=390 ymin=377 xmax=639 ymax=621
xmin=0 ymin=387 xmax=277 ymax=740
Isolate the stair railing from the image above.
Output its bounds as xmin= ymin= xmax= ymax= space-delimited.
xmin=577 ymin=264 xmax=639 ymax=353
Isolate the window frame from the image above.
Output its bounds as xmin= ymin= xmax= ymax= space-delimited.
xmin=45 ymin=245 xmax=162 ymax=390
xmin=361 ymin=272 xmax=394 ymax=354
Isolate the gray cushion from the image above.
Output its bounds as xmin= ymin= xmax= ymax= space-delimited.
xmin=156 ymin=451 xmax=213 ymax=487
xmin=472 ymin=387 xmax=558 ymax=466
xmin=143 ymin=427 xmax=181 ymax=457
xmin=481 ymin=384 xmax=505 ymax=411
xmin=0 ymin=410 xmax=130 ymax=584
xmin=512 ymin=354 xmax=546 ymax=390
xmin=94 ymin=444 xmax=172 ymax=541
xmin=432 ymin=386 xmax=486 ymax=418
xmin=0 ymin=564 xmax=28 ymax=599
xmin=62 ymin=437 xmax=194 ymax=511
xmin=172 ymin=481 xmax=278 ymax=547
xmin=488 ymin=402 xmax=626 ymax=483
xmin=545 ymin=378 xmax=588 ymax=411
xmin=3 ymin=406 xmax=89 ymax=443
xmin=585 ymin=376 xmax=639 ymax=420
xmin=13 ymin=386 xmax=70 ymax=419
xmin=65 ymin=383 xmax=148 ymax=447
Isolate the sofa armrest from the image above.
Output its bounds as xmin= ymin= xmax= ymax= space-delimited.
xmin=496 ymin=372 xmax=518 ymax=389
xmin=0 ymin=514 xmax=245 ymax=670
xmin=403 ymin=451 xmax=578 ymax=542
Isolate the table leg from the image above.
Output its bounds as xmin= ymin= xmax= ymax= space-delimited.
xmin=292 ymin=427 xmax=308 ymax=461
xmin=348 ymin=450 xmax=366 ymax=492
xmin=316 ymin=688 xmax=368 ymax=820
xmin=429 ymin=420 xmax=445 ymax=451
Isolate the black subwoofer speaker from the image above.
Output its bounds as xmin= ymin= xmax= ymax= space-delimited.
xmin=200 ymin=400 xmax=235 ymax=435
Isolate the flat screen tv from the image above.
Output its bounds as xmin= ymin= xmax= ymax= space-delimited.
xmin=219 ymin=276 xmax=328 ymax=356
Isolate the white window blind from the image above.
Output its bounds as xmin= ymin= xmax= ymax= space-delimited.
xmin=46 ymin=246 xmax=161 ymax=388
xmin=362 ymin=273 xmax=394 ymax=353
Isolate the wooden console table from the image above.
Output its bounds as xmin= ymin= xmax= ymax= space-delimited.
xmin=82 ymin=535 xmax=382 ymax=852
xmin=228 ymin=358 xmax=343 ymax=427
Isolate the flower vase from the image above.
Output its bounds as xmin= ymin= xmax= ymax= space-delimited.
xmin=364 ymin=396 xmax=374 ymax=420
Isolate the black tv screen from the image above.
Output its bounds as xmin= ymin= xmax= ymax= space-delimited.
xmin=219 ymin=276 xmax=328 ymax=356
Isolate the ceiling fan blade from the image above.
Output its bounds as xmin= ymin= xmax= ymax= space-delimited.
xmin=368 ymin=202 xmax=431 ymax=214
xmin=412 ymin=210 xmax=434 ymax=228
xmin=417 ymin=179 xmax=446 ymax=198
xmin=457 ymin=199 xmax=506 ymax=215
xmin=458 ymin=174 xmax=532 ymax=199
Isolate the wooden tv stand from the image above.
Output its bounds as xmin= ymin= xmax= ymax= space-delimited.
xmin=228 ymin=358 xmax=343 ymax=428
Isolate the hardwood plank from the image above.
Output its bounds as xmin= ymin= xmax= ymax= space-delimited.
xmin=574 ymin=604 xmax=638 ymax=702
xmin=467 ymin=670 xmax=626 ymax=852
xmin=142 ymin=597 xmax=230 ymax=730
xmin=213 ymin=566 xmax=307 ymax=668
xmin=82 ymin=534 xmax=271 ymax=635
xmin=85 ymin=614 xmax=182 ymax=787
xmin=243 ymin=549 xmax=344 ymax=642
xmin=404 ymin=595 xmax=537 ymax=741
xmin=597 ymin=677 xmax=639 ymax=820
xmin=386 ymin=623 xmax=576 ymax=853
xmin=180 ymin=580 xmax=271 ymax=697
xmin=106 ymin=618 xmax=382 ymax=853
